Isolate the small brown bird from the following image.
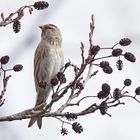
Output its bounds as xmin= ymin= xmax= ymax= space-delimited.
xmin=28 ymin=24 xmax=64 ymax=129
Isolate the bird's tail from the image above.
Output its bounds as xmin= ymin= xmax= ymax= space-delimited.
xmin=28 ymin=117 xmax=42 ymax=129
xmin=28 ymin=93 xmax=44 ymax=129
xmin=28 ymin=86 xmax=51 ymax=129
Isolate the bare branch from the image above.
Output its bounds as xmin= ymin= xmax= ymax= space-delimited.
xmin=0 ymin=1 xmax=49 ymax=32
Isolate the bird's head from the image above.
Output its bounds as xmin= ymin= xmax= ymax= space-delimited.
xmin=39 ymin=24 xmax=62 ymax=45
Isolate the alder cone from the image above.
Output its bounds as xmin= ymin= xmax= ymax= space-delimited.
xmin=13 ymin=20 xmax=21 ymax=33
xmin=33 ymin=1 xmax=49 ymax=10
xmin=0 ymin=55 xmax=10 ymax=64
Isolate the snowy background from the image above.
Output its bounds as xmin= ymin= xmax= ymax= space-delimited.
xmin=0 ymin=0 xmax=140 ymax=140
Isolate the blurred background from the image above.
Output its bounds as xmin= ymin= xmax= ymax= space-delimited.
xmin=0 ymin=0 xmax=140 ymax=140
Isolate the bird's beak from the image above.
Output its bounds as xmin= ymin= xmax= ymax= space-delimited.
xmin=39 ymin=25 xmax=45 ymax=32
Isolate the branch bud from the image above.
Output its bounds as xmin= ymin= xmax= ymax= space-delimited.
xmin=99 ymin=101 xmax=108 ymax=115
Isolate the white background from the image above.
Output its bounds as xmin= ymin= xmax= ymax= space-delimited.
xmin=0 ymin=0 xmax=140 ymax=140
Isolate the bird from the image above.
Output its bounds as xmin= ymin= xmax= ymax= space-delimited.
xmin=28 ymin=24 xmax=64 ymax=129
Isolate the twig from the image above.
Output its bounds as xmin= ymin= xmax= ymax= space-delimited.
xmin=94 ymin=55 xmax=112 ymax=61
xmin=0 ymin=5 xmax=33 ymax=27
xmin=68 ymin=96 xmax=97 ymax=106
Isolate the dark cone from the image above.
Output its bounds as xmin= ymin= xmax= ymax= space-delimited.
xmin=124 ymin=52 xmax=136 ymax=63
xmin=72 ymin=122 xmax=83 ymax=133
xmin=135 ymin=87 xmax=140 ymax=95
xmin=13 ymin=20 xmax=21 ymax=33
xmin=112 ymin=48 xmax=123 ymax=57
xmin=33 ymin=1 xmax=49 ymax=10
xmin=13 ymin=64 xmax=23 ymax=72
xmin=119 ymin=38 xmax=132 ymax=46
xmin=124 ymin=79 xmax=132 ymax=86
xmin=0 ymin=55 xmax=10 ymax=64
xmin=116 ymin=59 xmax=123 ymax=70
xmin=100 ymin=61 xmax=110 ymax=68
